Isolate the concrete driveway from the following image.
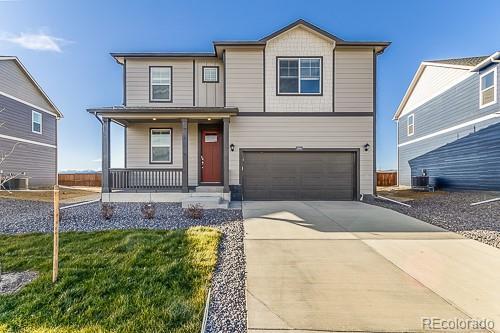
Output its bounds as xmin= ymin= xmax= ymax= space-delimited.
xmin=244 ymin=201 xmax=500 ymax=333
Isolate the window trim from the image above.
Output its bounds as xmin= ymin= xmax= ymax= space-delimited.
xmin=276 ymin=56 xmax=323 ymax=96
xmin=32 ymin=110 xmax=42 ymax=134
xmin=479 ymin=66 xmax=497 ymax=109
xmin=149 ymin=66 xmax=173 ymax=103
xmin=407 ymin=114 xmax=414 ymax=136
xmin=202 ymin=66 xmax=219 ymax=83
xmin=149 ymin=127 xmax=173 ymax=164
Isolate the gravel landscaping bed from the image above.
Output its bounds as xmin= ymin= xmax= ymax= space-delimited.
xmin=364 ymin=191 xmax=500 ymax=249
xmin=0 ymin=199 xmax=246 ymax=333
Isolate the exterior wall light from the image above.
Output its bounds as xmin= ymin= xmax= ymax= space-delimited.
xmin=230 ymin=144 xmax=235 ymax=152
xmin=364 ymin=143 xmax=370 ymax=152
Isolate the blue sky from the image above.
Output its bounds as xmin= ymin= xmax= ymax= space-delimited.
xmin=0 ymin=0 xmax=499 ymax=171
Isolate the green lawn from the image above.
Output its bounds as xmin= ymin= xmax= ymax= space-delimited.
xmin=0 ymin=228 xmax=220 ymax=333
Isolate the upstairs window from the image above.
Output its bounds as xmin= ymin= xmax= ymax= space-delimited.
xmin=150 ymin=67 xmax=172 ymax=102
xmin=202 ymin=66 xmax=219 ymax=83
xmin=278 ymin=57 xmax=321 ymax=95
xmin=150 ymin=128 xmax=172 ymax=163
xmin=32 ymin=111 xmax=42 ymax=134
xmin=479 ymin=67 xmax=497 ymax=108
xmin=407 ymin=114 xmax=414 ymax=136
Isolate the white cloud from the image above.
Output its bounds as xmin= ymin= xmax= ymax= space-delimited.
xmin=0 ymin=31 xmax=71 ymax=52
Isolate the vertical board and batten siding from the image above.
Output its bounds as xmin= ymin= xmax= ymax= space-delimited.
xmin=194 ymin=58 xmax=224 ymax=107
xmin=229 ymin=116 xmax=374 ymax=194
xmin=334 ymin=48 xmax=374 ymax=113
xmin=126 ymin=122 xmax=199 ymax=186
xmin=401 ymin=66 xmax=471 ymax=116
xmin=398 ymin=63 xmax=500 ymax=186
xmin=264 ymin=26 xmax=334 ymax=112
xmin=409 ymin=122 xmax=500 ymax=190
xmin=0 ymin=59 xmax=57 ymax=113
xmin=225 ymin=49 xmax=264 ymax=112
xmin=125 ymin=58 xmax=193 ymax=107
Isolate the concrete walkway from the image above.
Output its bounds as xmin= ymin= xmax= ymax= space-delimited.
xmin=244 ymin=201 xmax=500 ymax=333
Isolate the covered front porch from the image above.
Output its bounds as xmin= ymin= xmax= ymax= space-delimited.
xmin=88 ymin=107 xmax=238 ymax=203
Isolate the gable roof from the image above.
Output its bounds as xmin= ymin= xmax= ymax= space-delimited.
xmin=260 ymin=19 xmax=345 ymax=43
xmin=112 ymin=19 xmax=391 ymax=63
xmin=393 ymin=53 xmax=499 ymax=120
xmin=0 ymin=56 xmax=63 ymax=118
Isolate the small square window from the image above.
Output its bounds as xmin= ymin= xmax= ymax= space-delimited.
xmin=32 ymin=111 xmax=42 ymax=134
xmin=203 ymin=67 xmax=219 ymax=83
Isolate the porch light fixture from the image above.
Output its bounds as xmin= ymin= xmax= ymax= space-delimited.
xmin=207 ymin=118 xmax=212 ymax=121
xmin=364 ymin=143 xmax=370 ymax=151
xmin=152 ymin=118 xmax=157 ymax=121
xmin=230 ymin=144 xmax=235 ymax=152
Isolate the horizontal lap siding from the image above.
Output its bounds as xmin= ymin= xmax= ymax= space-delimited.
xmin=335 ymin=48 xmax=373 ymax=113
xmin=0 ymin=137 xmax=56 ymax=187
xmin=0 ymin=60 xmax=57 ymax=113
xmin=408 ymin=122 xmax=500 ymax=190
xmin=126 ymin=123 xmax=198 ymax=186
xmin=126 ymin=59 xmax=193 ymax=107
xmin=398 ymin=64 xmax=500 ymax=186
xmin=398 ymin=117 xmax=500 ymax=186
xmin=229 ymin=116 xmax=373 ymax=194
xmin=0 ymin=94 xmax=56 ymax=146
xmin=225 ymin=49 xmax=263 ymax=112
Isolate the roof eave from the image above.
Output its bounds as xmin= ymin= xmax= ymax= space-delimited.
xmin=470 ymin=51 xmax=500 ymax=72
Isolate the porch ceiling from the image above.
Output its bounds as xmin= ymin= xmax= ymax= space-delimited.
xmin=87 ymin=106 xmax=239 ymax=125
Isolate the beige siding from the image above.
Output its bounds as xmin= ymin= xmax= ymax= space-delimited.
xmin=401 ymin=65 xmax=471 ymax=116
xmin=0 ymin=60 xmax=56 ymax=113
xmin=225 ymin=49 xmax=264 ymax=112
xmin=126 ymin=122 xmax=198 ymax=186
xmin=335 ymin=48 xmax=374 ymax=113
xmin=194 ymin=59 xmax=224 ymax=107
xmin=126 ymin=58 xmax=193 ymax=107
xmin=265 ymin=26 xmax=334 ymax=112
xmin=229 ymin=116 xmax=374 ymax=194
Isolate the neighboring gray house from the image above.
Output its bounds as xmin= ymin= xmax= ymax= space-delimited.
xmin=395 ymin=52 xmax=500 ymax=190
xmin=88 ymin=19 xmax=389 ymax=205
xmin=0 ymin=56 xmax=63 ymax=188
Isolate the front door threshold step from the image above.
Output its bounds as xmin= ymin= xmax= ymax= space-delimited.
xmin=181 ymin=196 xmax=229 ymax=209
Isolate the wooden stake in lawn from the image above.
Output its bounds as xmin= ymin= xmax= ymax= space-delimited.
xmin=52 ymin=185 xmax=60 ymax=283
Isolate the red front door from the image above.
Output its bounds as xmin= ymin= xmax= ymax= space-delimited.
xmin=201 ymin=128 xmax=222 ymax=183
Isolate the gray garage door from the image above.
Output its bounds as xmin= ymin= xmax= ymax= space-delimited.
xmin=241 ymin=151 xmax=357 ymax=201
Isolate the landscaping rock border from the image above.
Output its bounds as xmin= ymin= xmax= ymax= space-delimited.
xmin=364 ymin=191 xmax=500 ymax=249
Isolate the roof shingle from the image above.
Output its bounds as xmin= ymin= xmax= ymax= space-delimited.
xmin=426 ymin=56 xmax=489 ymax=67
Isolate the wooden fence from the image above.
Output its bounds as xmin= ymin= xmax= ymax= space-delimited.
xmin=377 ymin=172 xmax=397 ymax=187
xmin=58 ymin=173 xmax=101 ymax=187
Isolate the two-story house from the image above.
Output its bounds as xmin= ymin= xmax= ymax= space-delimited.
xmin=88 ymin=19 xmax=390 ymax=205
xmin=0 ymin=56 xmax=62 ymax=189
xmin=395 ymin=52 xmax=500 ymax=190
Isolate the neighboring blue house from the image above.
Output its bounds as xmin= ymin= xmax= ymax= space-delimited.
xmin=394 ymin=52 xmax=500 ymax=190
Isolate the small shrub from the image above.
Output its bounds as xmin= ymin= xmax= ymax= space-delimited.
xmin=141 ymin=202 xmax=156 ymax=219
xmin=184 ymin=203 xmax=204 ymax=219
xmin=101 ymin=203 xmax=115 ymax=220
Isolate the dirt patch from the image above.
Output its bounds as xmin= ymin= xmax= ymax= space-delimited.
xmin=0 ymin=188 xmax=97 ymax=202
xmin=0 ymin=271 xmax=38 ymax=295
xmin=377 ymin=189 xmax=447 ymax=202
